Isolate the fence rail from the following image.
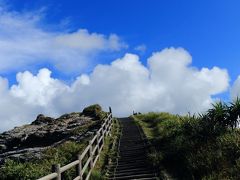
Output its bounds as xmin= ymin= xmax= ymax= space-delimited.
xmin=38 ymin=108 xmax=113 ymax=180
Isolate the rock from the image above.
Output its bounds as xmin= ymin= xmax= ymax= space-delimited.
xmin=31 ymin=114 xmax=55 ymax=125
xmin=0 ymin=144 xmax=6 ymax=151
xmin=82 ymin=104 xmax=103 ymax=120
xmin=0 ymin=105 xmax=106 ymax=165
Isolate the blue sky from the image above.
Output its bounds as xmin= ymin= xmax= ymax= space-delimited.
xmin=6 ymin=0 xmax=240 ymax=81
xmin=0 ymin=0 xmax=240 ymax=131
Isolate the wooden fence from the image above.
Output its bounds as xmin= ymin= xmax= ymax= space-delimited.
xmin=38 ymin=109 xmax=113 ymax=180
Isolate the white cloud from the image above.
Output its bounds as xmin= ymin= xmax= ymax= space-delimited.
xmin=10 ymin=68 xmax=68 ymax=106
xmin=0 ymin=7 xmax=126 ymax=73
xmin=231 ymin=76 xmax=240 ymax=99
xmin=134 ymin=44 xmax=146 ymax=53
xmin=0 ymin=48 xmax=230 ymax=132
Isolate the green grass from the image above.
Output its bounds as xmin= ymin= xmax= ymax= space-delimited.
xmin=90 ymin=118 xmax=121 ymax=179
xmin=133 ymin=108 xmax=240 ymax=179
xmin=0 ymin=140 xmax=88 ymax=179
xmin=0 ymin=104 xmax=111 ymax=179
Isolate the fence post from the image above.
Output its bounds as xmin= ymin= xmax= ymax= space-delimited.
xmin=52 ymin=164 xmax=61 ymax=180
xmin=96 ymin=132 xmax=100 ymax=154
xmin=109 ymin=106 xmax=112 ymax=114
xmin=89 ymin=141 xmax=93 ymax=168
xmin=76 ymin=154 xmax=83 ymax=180
xmin=108 ymin=119 xmax=112 ymax=136
xmin=102 ymin=127 xmax=105 ymax=144
xmin=107 ymin=119 xmax=111 ymax=136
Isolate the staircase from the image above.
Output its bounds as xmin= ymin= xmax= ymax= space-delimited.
xmin=106 ymin=117 xmax=158 ymax=180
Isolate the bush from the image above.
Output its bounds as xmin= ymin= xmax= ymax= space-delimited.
xmin=82 ymin=104 xmax=107 ymax=120
xmin=133 ymin=101 xmax=240 ymax=179
xmin=0 ymin=141 xmax=88 ymax=179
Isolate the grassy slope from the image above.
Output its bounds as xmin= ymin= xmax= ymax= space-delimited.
xmin=90 ymin=118 xmax=121 ymax=180
xmin=0 ymin=104 xmax=109 ymax=180
xmin=134 ymin=112 xmax=240 ymax=180
xmin=0 ymin=129 xmax=91 ymax=179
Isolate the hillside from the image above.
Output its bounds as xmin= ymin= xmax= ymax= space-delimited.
xmin=0 ymin=104 xmax=108 ymax=179
xmin=133 ymin=100 xmax=240 ymax=179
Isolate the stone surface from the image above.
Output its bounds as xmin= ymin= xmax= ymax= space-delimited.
xmin=0 ymin=104 xmax=107 ymax=165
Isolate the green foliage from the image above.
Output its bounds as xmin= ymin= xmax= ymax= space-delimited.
xmin=91 ymin=118 xmax=121 ymax=179
xmin=0 ymin=160 xmax=46 ymax=180
xmin=90 ymin=170 xmax=104 ymax=180
xmin=82 ymin=104 xmax=107 ymax=120
xmin=134 ymin=100 xmax=240 ymax=179
xmin=228 ymin=97 xmax=240 ymax=129
xmin=0 ymin=104 xmax=110 ymax=179
xmin=0 ymin=141 xmax=88 ymax=179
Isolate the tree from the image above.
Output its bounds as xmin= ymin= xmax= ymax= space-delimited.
xmin=227 ymin=97 xmax=240 ymax=130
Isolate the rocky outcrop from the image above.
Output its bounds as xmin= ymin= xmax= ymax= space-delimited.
xmin=0 ymin=104 xmax=107 ymax=164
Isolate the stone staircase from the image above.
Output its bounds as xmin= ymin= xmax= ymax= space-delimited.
xmin=106 ymin=117 xmax=158 ymax=180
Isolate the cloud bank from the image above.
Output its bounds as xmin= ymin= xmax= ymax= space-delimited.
xmin=231 ymin=76 xmax=240 ymax=99
xmin=0 ymin=7 xmax=126 ymax=73
xmin=0 ymin=48 xmax=230 ymax=132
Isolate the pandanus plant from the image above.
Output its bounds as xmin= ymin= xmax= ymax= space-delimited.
xmin=207 ymin=101 xmax=228 ymax=128
xmin=227 ymin=97 xmax=240 ymax=130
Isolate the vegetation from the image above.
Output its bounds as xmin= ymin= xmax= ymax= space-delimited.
xmin=0 ymin=141 xmax=88 ymax=179
xmin=82 ymin=104 xmax=107 ymax=120
xmin=0 ymin=104 xmax=110 ymax=180
xmin=134 ymin=98 xmax=240 ymax=180
xmin=90 ymin=118 xmax=121 ymax=179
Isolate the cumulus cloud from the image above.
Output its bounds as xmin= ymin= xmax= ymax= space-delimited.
xmin=0 ymin=7 xmax=126 ymax=73
xmin=0 ymin=48 xmax=229 ymax=132
xmin=231 ymin=76 xmax=240 ymax=99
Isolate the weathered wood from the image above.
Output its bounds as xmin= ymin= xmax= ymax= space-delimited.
xmin=99 ymin=144 xmax=104 ymax=152
xmin=37 ymin=111 xmax=113 ymax=180
xmin=60 ymin=160 xmax=79 ymax=173
xmin=92 ymin=144 xmax=98 ymax=155
xmin=76 ymin=154 xmax=83 ymax=180
xmin=96 ymin=132 xmax=100 ymax=154
xmin=82 ymin=158 xmax=91 ymax=174
xmin=98 ymin=136 xmax=103 ymax=143
xmin=85 ymin=169 xmax=92 ymax=180
xmin=73 ymin=176 xmax=81 ymax=180
xmin=90 ymin=134 xmax=97 ymax=144
xmin=38 ymin=173 xmax=58 ymax=180
xmin=81 ymin=145 xmax=90 ymax=159
xmin=93 ymin=154 xmax=99 ymax=167
xmin=89 ymin=141 xmax=93 ymax=168
xmin=53 ymin=164 xmax=61 ymax=180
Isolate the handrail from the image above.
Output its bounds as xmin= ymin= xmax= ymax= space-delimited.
xmin=38 ymin=108 xmax=113 ymax=180
xmin=113 ymin=121 xmax=122 ymax=179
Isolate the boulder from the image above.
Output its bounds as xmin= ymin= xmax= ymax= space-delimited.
xmin=0 ymin=105 xmax=106 ymax=165
xmin=82 ymin=104 xmax=103 ymax=120
xmin=31 ymin=114 xmax=55 ymax=125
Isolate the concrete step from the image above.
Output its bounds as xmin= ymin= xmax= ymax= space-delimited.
xmin=118 ymin=155 xmax=147 ymax=161
xmin=111 ymin=168 xmax=154 ymax=177
xmin=108 ymin=161 xmax=147 ymax=169
xmin=104 ymin=118 xmax=158 ymax=180
xmin=108 ymin=162 xmax=147 ymax=171
xmin=118 ymin=157 xmax=146 ymax=163
xmin=108 ymin=167 xmax=152 ymax=174
xmin=107 ymin=167 xmax=153 ymax=176
xmin=108 ymin=173 xmax=157 ymax=179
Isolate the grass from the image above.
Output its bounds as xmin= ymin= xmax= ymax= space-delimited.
xmin=0 ymin=140 xmax=88 ymax=179
xmin=90 ymin=118 xmax=121 ymax=179
xmin=133 ymin=107 xmax=240 ymax=179
xmin=0 ymin=107 xmax=110 ymax=180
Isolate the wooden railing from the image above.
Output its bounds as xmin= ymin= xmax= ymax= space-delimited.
xmin=38 ymin=109 xmax=113 ymax=180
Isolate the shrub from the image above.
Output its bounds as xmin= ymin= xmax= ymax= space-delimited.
xmin=0 ymin=141 xmax=88 ymax=179
xmin=133 ymin=101 xmax=240 ymax=179
xmin=82 ymin=104 xmax=107 ymax=120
